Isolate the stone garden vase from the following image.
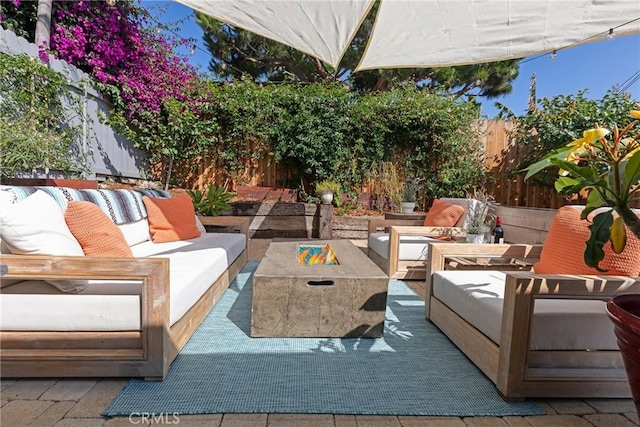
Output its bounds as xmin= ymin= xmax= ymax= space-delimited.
xmin=320 ymin=193 xmax=334 ymax=205
xmin=606 ymin=294 xmax=640 ymax=420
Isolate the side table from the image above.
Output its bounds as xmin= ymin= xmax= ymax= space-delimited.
xmin=444 ymin=256 xmax=534 ymax=271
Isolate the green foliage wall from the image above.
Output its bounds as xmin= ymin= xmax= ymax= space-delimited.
xmin=0 ymin=53 xmax=87 ymax=180
xmin=192 ymin=81 xmax=486 ymax=201
xmin=512 ymin=89 xmax=637 ymax=187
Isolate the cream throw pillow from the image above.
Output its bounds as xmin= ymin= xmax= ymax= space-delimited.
xmin=0 ymin=190 xmax=87 ymax=293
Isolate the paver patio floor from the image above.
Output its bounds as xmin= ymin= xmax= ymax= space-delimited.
xmin=1 ymin=239 xmax=637 ymax=426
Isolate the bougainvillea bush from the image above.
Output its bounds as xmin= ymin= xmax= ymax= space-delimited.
xmin=1 ymin=0 xmax=218 ymax=179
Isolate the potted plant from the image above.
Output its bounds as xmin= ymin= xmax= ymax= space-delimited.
xmin=186 ymin=184 xmax=236 ymax=216
xmin=526 ymin=105 xmax=640 ymax=414
xmin=464 ymin=202 xmax=490 ymax=243
xmin=400 ymin=178 xmax=418 ymax=213
xmin=315 ymin=180 xmax=340 ymax=205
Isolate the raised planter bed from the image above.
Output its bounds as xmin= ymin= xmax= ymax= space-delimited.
xmin=221 ymin=201 xmax=332 ymax=239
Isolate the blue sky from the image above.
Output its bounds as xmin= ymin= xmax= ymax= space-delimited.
xmin=149 ymin=1 xmax=640 ymax=119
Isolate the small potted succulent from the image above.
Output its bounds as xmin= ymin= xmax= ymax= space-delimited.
xmin=315 ymin=180 xmax=341 ymax=205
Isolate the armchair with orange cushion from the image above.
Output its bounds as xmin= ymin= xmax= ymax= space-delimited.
xmin=425 ymin=205 xmax=640 ymax=399
xmin=367 ymin=198 xmax=484 ymax=279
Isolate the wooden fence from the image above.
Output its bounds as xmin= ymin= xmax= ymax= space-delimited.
xmin=181 ymin=119 xmax=638 ymax=209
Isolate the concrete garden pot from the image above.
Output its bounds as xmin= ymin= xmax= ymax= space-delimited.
xmin=320 ymin=192 xmax=334 ymax=205
xmin=400 ymin=202 xmax=415 ymax=214
xmin=606 ymin=294 xmax=640 ymax=420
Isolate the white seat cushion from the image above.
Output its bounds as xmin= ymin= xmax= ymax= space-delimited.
xmin=131 ymin=232 xmax=246 ymax=325
xmin=368 ymin=232 xmax=437 ymax=261
xmin=432 ymin=270 xmax=618 ymax=351
xmin=1 ymin=280 xmax=142 ymax=331
xmin=1 ymin=232 xmax=247 ymax=330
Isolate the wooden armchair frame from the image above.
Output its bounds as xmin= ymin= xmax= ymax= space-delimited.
xmin=425 ymin=242 xmax=640 ymax=399
xmin=0 ymin=216 xmax=249 ymax=381
xmin=366 ymin=218 xmax=465 ymax=280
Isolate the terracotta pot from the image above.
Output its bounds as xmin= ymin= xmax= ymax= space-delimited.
xmin=606 ymin=294 xmax=640 ymax=420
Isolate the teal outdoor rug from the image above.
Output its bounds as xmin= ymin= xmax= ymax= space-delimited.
xmin=104 ymin=261 xmax=544 ymax=417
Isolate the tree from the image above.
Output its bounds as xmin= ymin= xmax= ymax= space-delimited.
xmin=196 ymin=9 xmax=519 ymax=98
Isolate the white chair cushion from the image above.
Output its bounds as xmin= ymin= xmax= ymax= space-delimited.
xmin=368 ymin=232 xmax=436 ymax=261
xmin=432 ymin=270 xmax=618 ymax=351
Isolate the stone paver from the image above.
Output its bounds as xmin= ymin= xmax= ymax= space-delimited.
xmin=353 ymin=415 xmax=401 ymax=426
xmin=221 ymin=413 xmax=268 ymax=427
xmin=533 ymin=401 xmax=556 ymax=415
xmin=29 ymin=401 xmax=75 ymax=427
xmin=545 ymin=400 xmax=596 ymax=415
xmin=53 ymin=419 xmax=104 ymax=427
xmin=503 ymin=416 xmax=533 ymax=427
xmin=525 ymin=415 xmax=593 ymax=427
xmin=40 ymin=381 xmax=98 ymax=402
xmin=1 ymin=380 xmax=16 ymax=390
xmin=105 ymin=414 xmax=220 ymax=426
xmin=64 ymin=380 xmax=127 ymax=419
xmin=624 ymin=413 xmax=640 ymax=425
xmin=462 ymin=417 xmax=509 ymax=427
xmin=1 ymin=380 xmax=57 ymax=401
xmin=1 ymin=399 xmax=54 ymax=426
xmin=583 ymin=413 xmax=636 ymax=427
xmin=334 ymin=414 xmax=357 ymax=427
xmin=398 ymin=416 xmax=466 ymax=426
xmin=585 ymin=399 xmax=637 ymax=414
xmin=267 ymin=414 xmax=334 ymax=427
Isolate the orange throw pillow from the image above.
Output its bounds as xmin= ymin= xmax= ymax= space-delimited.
xmin=142 ymin=193 xmax=201 ymax=243
xmin=424 ymin=199 xmax=465 ymax=227
xmin=534 ymin=206 xmax=640 ymax=276
xmin=64 ymin=201 xmax=133 ymax=257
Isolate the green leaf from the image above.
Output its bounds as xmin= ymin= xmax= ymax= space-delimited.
xmin=581 ymin=190 xmax=607 ymax=219
xmin=554 ymin=176 xmax=579 ymax=193
xmin=523 ymin=147 xmax=571 ymax=180
xmin=585 ymin=212 xmax=614 ymax=272
xmin=623 ymin=150 xmax=640 ymax=194
xmin=548 ymin=159 xmax=598 ymax=180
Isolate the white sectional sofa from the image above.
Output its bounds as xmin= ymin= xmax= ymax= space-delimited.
xmin=0 ymin=186 xmax=248 ymax=380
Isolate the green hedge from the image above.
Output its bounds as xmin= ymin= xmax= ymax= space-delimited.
xmin=179 ymin=81 xmax=486 ymax=202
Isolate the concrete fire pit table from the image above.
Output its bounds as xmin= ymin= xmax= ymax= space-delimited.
xmin=251 ymin=239 xmax=389 ymax=338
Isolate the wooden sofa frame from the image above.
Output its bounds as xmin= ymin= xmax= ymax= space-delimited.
xmin=425 ymin=242 xmax=640 ymax=399
xmin=0 ymin=216 xmax=249 ymax=381
xmin=367 ymin=219 xmax=465 ymax=280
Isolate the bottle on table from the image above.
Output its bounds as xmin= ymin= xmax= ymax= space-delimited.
xmin=493 ymin=216 xmax=504 ymax=244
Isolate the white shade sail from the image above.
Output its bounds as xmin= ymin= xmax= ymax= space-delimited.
xmin=175 ymin=0 xmax=375 ymax=69
xmin=357 ymin=1 xmax=640 ymax=70
xmin=176 ymin=0 xmax=640 ymax=71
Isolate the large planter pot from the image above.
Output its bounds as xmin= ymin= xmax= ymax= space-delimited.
xmin=606 ymin=294 xmax=640 ymax=419
xmin=400 ymin=201 xmax=416 ymax=214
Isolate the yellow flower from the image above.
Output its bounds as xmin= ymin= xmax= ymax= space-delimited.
xmin=631 ymin=110 xmax=640 ymax=119
xmin=566 ymin=128 xmax=609 ymax=150
xmin=565 ymin=128 xmax=609 ymax=163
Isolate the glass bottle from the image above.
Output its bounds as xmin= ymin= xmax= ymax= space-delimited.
xmin=493 ymin=216 xmax=504 ymax=244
